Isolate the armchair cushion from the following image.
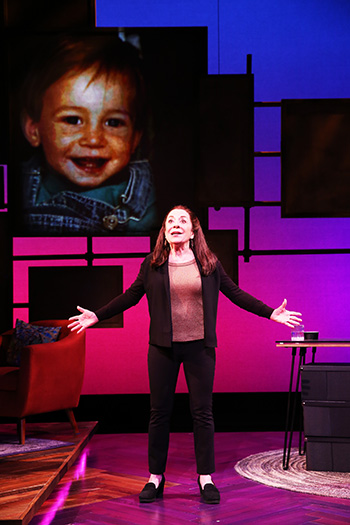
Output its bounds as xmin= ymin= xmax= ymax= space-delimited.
xmin=6 ymin=319 xmax=61 ymax=367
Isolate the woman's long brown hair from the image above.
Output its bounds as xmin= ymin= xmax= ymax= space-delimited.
xmin=150 ymin=205 xmax=218 ymax=276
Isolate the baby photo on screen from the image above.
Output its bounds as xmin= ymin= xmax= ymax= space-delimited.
xmin=6 ymin=27 xmax=208 ymax=235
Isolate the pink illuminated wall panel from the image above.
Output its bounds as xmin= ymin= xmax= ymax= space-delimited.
xmin=13 ymin=237 xmax=87 ymax=256
xmin=250 ymin=208 xmax=350 ymax=251
xmin=92 ymin=237 xmax=150 ymax=254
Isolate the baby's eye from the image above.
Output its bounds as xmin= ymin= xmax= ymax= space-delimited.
xmin=62 ymin=116 xmax=82 ymax=125
xmin=106 ymin=118 xmax=127 ymax=128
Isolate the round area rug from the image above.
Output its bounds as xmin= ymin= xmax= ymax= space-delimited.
xmin=234 ymin=448 xmax=350 ymax=499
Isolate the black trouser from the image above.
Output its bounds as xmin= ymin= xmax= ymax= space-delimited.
xmin=147 ymin=340 xmax=216 ymax=475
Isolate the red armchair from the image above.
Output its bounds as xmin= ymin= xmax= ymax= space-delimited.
xmin=0 ymin=320 xmax=86 ymax=444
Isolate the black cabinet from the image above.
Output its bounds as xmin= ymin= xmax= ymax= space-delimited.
xmin=301 ymin=364 xmax=350 ymax=472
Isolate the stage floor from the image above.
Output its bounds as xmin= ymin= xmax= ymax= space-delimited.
xmin=1 ymin=427 xmax=350 ymax=524
xmin=0 ymin=422 xmax=97 ymax=525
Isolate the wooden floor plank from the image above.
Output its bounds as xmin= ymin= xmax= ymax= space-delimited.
xmin=0 ymin=422 xmax=97 ymax=524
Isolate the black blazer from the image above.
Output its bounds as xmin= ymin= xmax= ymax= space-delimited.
xmin=96 ymin=254 xmax=274 ymax=348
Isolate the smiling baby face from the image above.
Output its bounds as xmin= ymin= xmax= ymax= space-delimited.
xmin=23 ymin=67 xmax=142 ymax=188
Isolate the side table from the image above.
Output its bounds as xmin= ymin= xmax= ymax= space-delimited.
xmin=276 ymin=340 xmax=350 ymax=469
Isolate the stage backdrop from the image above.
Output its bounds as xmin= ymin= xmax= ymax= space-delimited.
xmin=7 ymin=0 xmax=350 ymax=395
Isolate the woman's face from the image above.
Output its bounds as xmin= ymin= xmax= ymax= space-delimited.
xmin=165 ymin=208 xmax=194 ymax=246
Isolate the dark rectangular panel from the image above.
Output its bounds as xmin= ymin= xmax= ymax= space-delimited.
xmin=303 ymin=402 xmax=350 ymax=437
xmin=281 ymin=98 xmax=350 ymax=218
xmin=301 ymin=363 xmax=350 ymax=402
xmin=29 ymin=266 xmax=123 ymax=328
xmin=205 ymin=230 xmax=239 ymax=284
xmin=305 ymin=437 xmax=350 ymax=472
xmin=197 ymin=74 xmax=254 ymax=207
xmin=3 ymin=0 xmax=95 ymax=29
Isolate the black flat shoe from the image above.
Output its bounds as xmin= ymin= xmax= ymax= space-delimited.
xmin=139 ymin=475 xmax=165 ymax=503
xmin=198 ymin=477 xmax=220 ymax=504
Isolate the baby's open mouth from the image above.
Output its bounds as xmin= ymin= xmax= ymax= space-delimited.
xmin=71 ymin=157 xmax=108 ymax=172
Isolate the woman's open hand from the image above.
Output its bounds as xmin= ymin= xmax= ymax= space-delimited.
xmin=270 ymin=299 xmax=302 ymax=328
xmin=68 ymin=306 xmax=99 ymax=333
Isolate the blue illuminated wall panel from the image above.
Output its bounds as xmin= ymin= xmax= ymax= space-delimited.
xmin=219 ymin=0 xmax=350 ymax=98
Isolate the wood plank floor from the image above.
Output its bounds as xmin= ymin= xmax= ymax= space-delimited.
xmin=9 ymin=431 xmax=348 ymax=524
xmin=0 ymin=422 xmax=97 ymax=525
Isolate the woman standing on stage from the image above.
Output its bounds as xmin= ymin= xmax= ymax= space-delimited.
xmin=68 ymin=205 xmax=302 ymax=504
